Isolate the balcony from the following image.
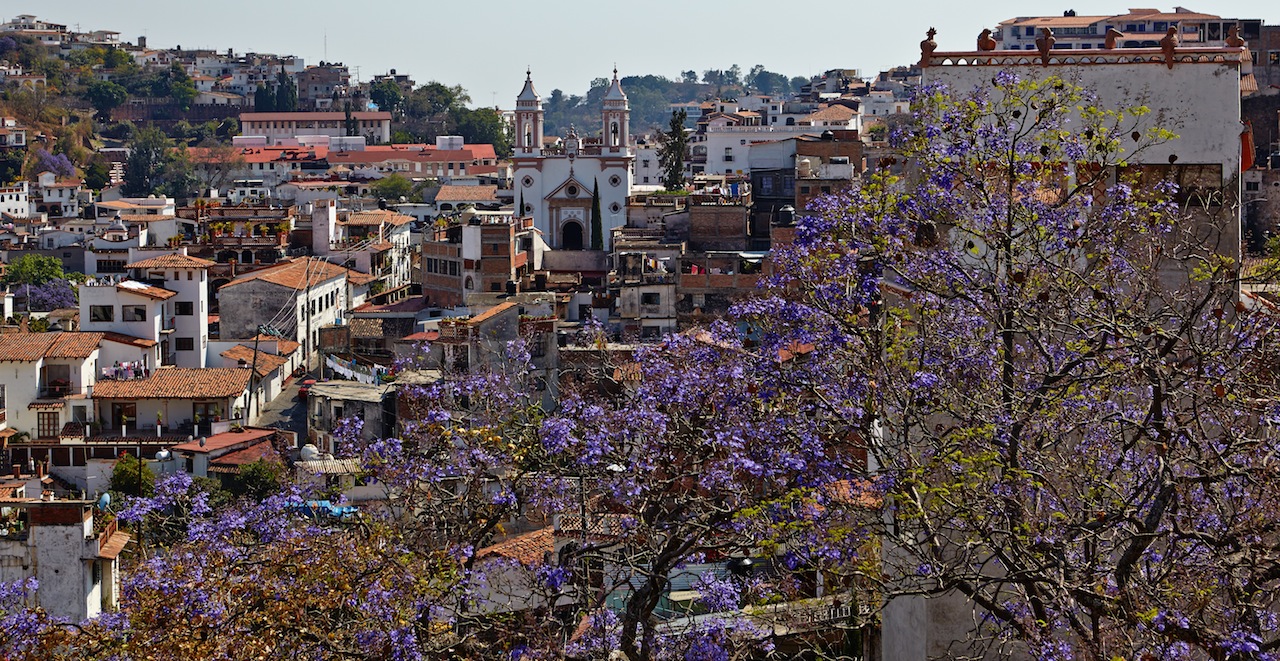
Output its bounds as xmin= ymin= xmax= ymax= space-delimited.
xmin=161 ymin=316 xmax=176 ymax=332
xmin=39 ymin=382 xmax=84 ymax=399
xmin=213 ymin=234 xmax=284 ymax=248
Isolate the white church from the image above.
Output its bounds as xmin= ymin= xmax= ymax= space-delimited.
xmin=511 ymin=69 xmax=634 ymax=251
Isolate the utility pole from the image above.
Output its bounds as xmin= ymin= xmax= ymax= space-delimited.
xmin=304 ymin=260 xmax=313 ymax=374
xmin=246 ymin=325 xmax=264 ymax=422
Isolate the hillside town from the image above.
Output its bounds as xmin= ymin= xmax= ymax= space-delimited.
xmin=1 ymin=7 xmax=1280 ymax=660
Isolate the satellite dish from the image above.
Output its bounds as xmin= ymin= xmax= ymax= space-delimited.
xmin=97 ymin=492 xmax=111 ymax=510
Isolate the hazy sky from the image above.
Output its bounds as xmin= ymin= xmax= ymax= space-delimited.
xmin=22 ymin=1 xmax=1280 ymax=106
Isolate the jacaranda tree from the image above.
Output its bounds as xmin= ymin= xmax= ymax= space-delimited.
xmin=6 ymin=71 xmax=1276 ymax=661
xmin=740 ymin=71 xmax=1280 ymax=659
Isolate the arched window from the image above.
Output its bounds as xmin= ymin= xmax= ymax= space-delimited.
xmin=785 ymin=117 xmax=796 ymax=126
xmin=464 ymin=276 xmax=474 ymax=290
xmin=562 ymin=221 xmax=584 ymax=251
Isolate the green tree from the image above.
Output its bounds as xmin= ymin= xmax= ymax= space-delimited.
xmin=0 ymin=149 xmax=23 ymax=185
xmin=234 ymin=459 xmax=284 ymax=499
xmin=343 ymin=101 xmax=358 ymax=136
xmin=103 ymin=46 xmax=132 ymax=70
xmin=254 ymin=83 xmax=274 ymax=112
xmin=658 ymin=109 xmax=688 ymax=191
xmin=109 ymin=452 xmax=155 ymax=498
xmin=369 ymin=79 xmax=403 ymax=115
xmin=451 ymin=107 xmax=512 ymax=158
xmin=161 ymin=146 xmax=199 ymax=200
xmin=83 ymin=159 xmax=111 ymax=191
xmin=85 ymin=80 xmax=128 ymax=121
xmin=274 ymin=71 xmax=297 ymax=112
xmin=5 ymin=254 xmax=64 ymax=285
xmin=165 ymin=63 xmax=197 ymax=110
xmin=370 ymin=173 xmax=414 ymax=202
xmin=590 ymin=178 xmax=603 ymax=251
xmin=122 ymin=126 xmax=171 ymax=197
xmin=681 ymin=70 xmax=699 ymax=84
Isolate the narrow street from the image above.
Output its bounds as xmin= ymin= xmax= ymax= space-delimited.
xmin=255 ymin=377 xmax=308 ymax=440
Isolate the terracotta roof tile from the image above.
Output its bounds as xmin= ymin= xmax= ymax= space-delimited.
xmin=101 ymin=332 xmax=158 ymax=348
xmin=220 ymin=344 xmax=289 ymax=378
xmin=248 ymin=333 xmax=301 ymax=354
xmin=125 ymin=253 xmax=214 ymax=269
xmin=115 ymin=281 xmax=177 ymax=300
xmin=341 ymin=209 xmax=414 ymax=227
xmin=220 ymin=257 xmax=348 ymax=291
xmin=171 ymin=427 xmax=275 ymax=453
xmin=240 ymin=111 xmax=390 ymax=122
xmin=0 ymin=333 xmax=58 ymax=362
xmin=434 ymin=185 xmax=498 ymax=203
xmin=209 ymin=441 xmax=281 ymax=467
xmin=93 ymin=367 xmax=251 ymax=399
xmin=46 ymin=332 xmax=104 ymax=359
xmin=476 ymin=527 xmax=554 ymax=566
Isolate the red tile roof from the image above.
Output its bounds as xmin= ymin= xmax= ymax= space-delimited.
xmin=340 ymin=209 xmax=413 ymax=227
xmin=435 ymin=185 xmax=498 ymax=203
xmin=101 ymin=332 xmax=158 ymax=348
xmin=209 ymin=441 xmax=281 ymax=467
xmin=248 ymin=333 xmax=301 ymax=355
xmin=476 ymin=527 xmax=554 ymax=566
xmin=93 ymin=367 xmax=252 ymax=400
xmin=46 ymin=332 xmax=104 ymax=359
xmin=220 ymin=344 xmax=289 ymax=378
xmin=171 ymin=427 xmax=276 ymax=453
xmin=125 ymin=253 xmax=215 ymax=269
xmin=0 ymin=332 xmax=103 ymax=362
xmin=115 ymin=281 xmax=177 ymax=300
xmin=220 ymin=257 xmax=349 ymax=291
xmin=240 ymin=111 xmax=391 ymax=122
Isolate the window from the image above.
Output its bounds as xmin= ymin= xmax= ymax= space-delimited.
xmin=641 ymin=292 xmax=661 ymax=306
xmin=122 ymin=305 xmax=147 ymax=321
xmin=176 ymin=337 xmax=194 ymax=351
xmin=1246 ymin=181 xmax=1261 ymax=192
xmin=491 ymin=282 xmax=502 ymax=292
xmin=97 ymin=260 xmax=125 ymax=273
xmin=38 ymin=412 xmax=59 ymax=439
xmin=175 ymin=301 xmax=194 ymax=316
xmin=760 ymin=177 xmax=774 ymax=195
xmin=1270 ymin=51 xmax=1280 ymax=66
xmin=89 ymin=305 xmax=114 ymax=322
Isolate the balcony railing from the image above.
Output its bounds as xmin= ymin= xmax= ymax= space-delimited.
xmin=213 ymin=234 xmax=284 ymax=247
xmin=38 ymin=383 xmax=82 ymax=398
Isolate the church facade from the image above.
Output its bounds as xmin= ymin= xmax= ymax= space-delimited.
xmin=511 ymin=69 xmax=633 ymax=251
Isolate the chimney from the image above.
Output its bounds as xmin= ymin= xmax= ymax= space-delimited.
xmin=11 ymin=464 xmax=19 ymax=479
xmin=37 ymin=462 xmax=45 ymax=478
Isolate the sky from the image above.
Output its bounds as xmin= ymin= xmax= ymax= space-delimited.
xmin=22 ymin=0 xmax=1280 ymax=107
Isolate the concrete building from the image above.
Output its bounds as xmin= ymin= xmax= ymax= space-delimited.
xmin=422 ymin=210 xmax=549 ymax=308
xmin=996 ymin=8 xmax=1260 ymax=51
xmin=0 ymin=181 xmax=29 ymax=218
xmin=122 ymin=253 xmax=213 ymax=368
xmin=78 ymin=279 xmax=180 ymax=367
xmin=238 ymin=111 xmax=392 ymax=145
xmin=310 ymin=203 xmax=414 ymax=301
xmin=0 ymin=498 xmax=129 ymax=622
xmin=217 ymin=257 xmax=351 ymax=367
